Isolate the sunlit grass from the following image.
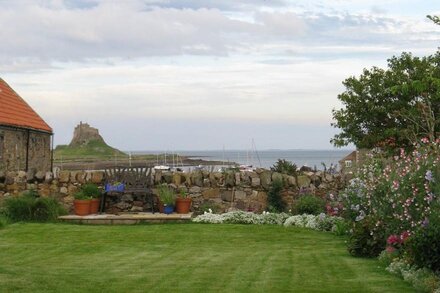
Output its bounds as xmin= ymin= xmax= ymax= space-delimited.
xmin=0 ymin=223 xmax=414 ymax=292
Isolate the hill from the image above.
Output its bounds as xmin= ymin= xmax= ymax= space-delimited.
xmin=54 ymin=122 xmax=126 ymax=160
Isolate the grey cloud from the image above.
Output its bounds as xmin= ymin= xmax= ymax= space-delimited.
xmin=0 ymin=0 xmax=438 ymax=72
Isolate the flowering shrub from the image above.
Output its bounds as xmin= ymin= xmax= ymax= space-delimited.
xmin=385 ymin=259 xmax=440 ymax=293
xmin=283 ymin=213 xmax=343 ymax=232
xmin=192 ymin=211 xmax=290 ymax=225
xmin=341 ymin=140 xmax=440 ymax=256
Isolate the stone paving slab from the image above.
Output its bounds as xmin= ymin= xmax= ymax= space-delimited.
xmin=59 ymin=212 xmax=193 ymax=224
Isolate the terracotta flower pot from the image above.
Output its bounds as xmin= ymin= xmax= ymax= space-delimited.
xmin=175 ymin=197 xmax=192 ymax=214
xmin=74 ymin=199 xmax=91 ymax=216
xmin=90 ymin=198 xmax=100 ymax=214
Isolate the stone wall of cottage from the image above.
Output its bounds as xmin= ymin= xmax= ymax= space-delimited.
xmin=0 ymin=126 xmax=51 ymax=173
xmin=0 ymin=169 xmax=344 ymax=214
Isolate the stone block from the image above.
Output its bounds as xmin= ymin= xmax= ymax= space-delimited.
xmin=251 ymin=177 xmax=260 ymax=187
xmin=234 ymin=190 xmax=247 ymax=200
xmin=260 ymin=171 xmax=272 ymax=189
xmin=224 ymin=172 xmax=235 ymax=187
xmin=272 ymin=172 xmax=283 ymax=183
xmin=91 ymin=171 xmax=104 ymax=184
xmin=192 ymin=171 xmax=204 ymax=187
xmin=297 ymin=175 xmax=311 ymax=188
xmin=202 ymin=188 xmax=220 ymax=199
xmin=59 ymin=171 xmax=70 ymax=183
xmin=173 ymin=173 xmax=182 ymax=186
xmin=221 ymin=190 xmax=233 ymax=202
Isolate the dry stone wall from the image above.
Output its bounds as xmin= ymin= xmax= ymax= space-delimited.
xmin=0 ymin=168 xmax=344 ymax=214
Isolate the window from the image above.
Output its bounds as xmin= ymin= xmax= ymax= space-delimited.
xmin=345 ymin=160 xmax=352 ymax=168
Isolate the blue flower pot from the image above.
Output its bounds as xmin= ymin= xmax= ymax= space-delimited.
xmin=163 ymin=205 xmax=174 ymax=214
xmin=105 ymin=183 xmax=125 ymax=193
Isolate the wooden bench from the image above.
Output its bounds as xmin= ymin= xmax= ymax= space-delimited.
xmin=99 ymin=167 xmax=155 ymax=214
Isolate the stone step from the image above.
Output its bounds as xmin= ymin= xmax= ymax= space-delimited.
xmin=58 ymin=212 xmax=193 ymax=225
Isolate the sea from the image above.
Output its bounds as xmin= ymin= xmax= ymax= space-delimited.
xmin=131 ymin=149 xmax=353 ymax=171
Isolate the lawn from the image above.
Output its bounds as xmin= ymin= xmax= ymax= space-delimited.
xmin=0 ymin=223 xmax=413 ymax=292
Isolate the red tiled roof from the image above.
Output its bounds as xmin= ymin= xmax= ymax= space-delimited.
xmin=0 ymin=79 xmax=52 ymax=133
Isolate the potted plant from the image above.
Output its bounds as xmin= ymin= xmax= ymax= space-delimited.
xmin=175 ymin=189 xmax=192 ymax=214
xmin=73 ymin=191 xmax=91 ymax=216
xmin=81 ymin=183 xmax=101 ymax=214
xmin=157 ymin=184 xmax=176 ymax=214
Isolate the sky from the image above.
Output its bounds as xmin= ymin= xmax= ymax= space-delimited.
xmin=1 ymin=0 xmax=440 ymax=151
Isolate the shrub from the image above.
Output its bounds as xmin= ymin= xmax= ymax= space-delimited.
xmin=267 ymin=179 xmax=286 ymax=213
xmin=3 ymin=195 xmax=35 ymax=222
xmin=0 ymin=214 xmax=9 ymax=229
xmin=386 ymin=259 xmax=440 ymax=293
xmin=347 ymin=216 xmax=386 ymax=257
xmin=81 ymin=183 xmax=101 ymax=198
xmin=270 ymin=159 xmax=297 ymax=176
xmin=331 ymin=218 xmax=350 ymax=236
xmin=407 ymin=217 xmax=440 ymax=272
xmin=284 ymin=213 xmax=343 ymax=232
xmin=294 ymin=195 xmax=325 ymax=215
xmin=2 ymin=192 xmax=66 ymax=222
xmin=192 ymin=211 xmax=290 ymax=225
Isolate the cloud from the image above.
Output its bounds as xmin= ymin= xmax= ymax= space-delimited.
xmin=1 ymin=0 xmax=438 ymax=73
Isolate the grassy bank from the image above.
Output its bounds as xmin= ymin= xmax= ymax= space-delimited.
xmin=0 ymin=223 xmax=414 ymax=292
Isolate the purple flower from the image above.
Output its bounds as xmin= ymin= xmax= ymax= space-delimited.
xmin=425 ymin=170 xmax=434 ymax=182
xmin=422 ymin=218 xmax=429 ymax=228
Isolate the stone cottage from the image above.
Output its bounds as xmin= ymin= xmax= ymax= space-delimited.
xmin=0 ymin=78 xmax=53 ymax=172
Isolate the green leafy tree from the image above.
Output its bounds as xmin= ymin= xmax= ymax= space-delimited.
xmin=428 ymin=15 xmax=440 ymax=25
xmin=331 ymin=51 xmax=440 ymax=149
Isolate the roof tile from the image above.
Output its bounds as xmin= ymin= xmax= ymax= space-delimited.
xmin=0 ymin=79 xmax=52 ymax=133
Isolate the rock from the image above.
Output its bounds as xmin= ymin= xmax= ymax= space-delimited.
xmin=324 ymin=174 xmax=334 ymax=182
xmin=121 ymin=193 xmax=134 ymax=202
xmin=221 ymin=190 xmax=233 ymax=202
xmin=154 ymin=171 xmax=162 ymax=184
xmin=251 ymin=177 xmax=261 ymax=187
xmin=63 ymin=195 xmax=75 ymax=205
xmin=60 ymin=187 xmax=68 ymax=194
xmin=163 ymin=172 xmax=173 ymax=184
xmin=68 ymin=184 xmax=78 ymax=195
xmin=130 ymin=206 xmax=143 ymax=212
xmin=69 ymin=171 xmax=78 ymax=183
xmin=310 ymin=175 xmax=321 ymax=187
xmin=26 ymin=169 xmax=36 ymax=182
xmin=297 ymin=175 xmax=311 ymax=188
xmin=115 ymin=202 xmax=131 ymax=210
xmin=173 ymin=173 xmax=182 ymax=186
xmin=203 ymin=178 xmax=211 ymax=187
xmin=300 ymin=166 xmax=313 ymax=172
xmin=17 ymin=171 xmax=27 ymax=183
xmin=234 ymin=190 xmax=246 ymax=200
xmin=192 ymin=171 xmax=204 ymax=187
xmin=59 ymin=171 xmax=70 ymax=183
xmin=91 ymin=171 xmax=104 ymax=184
xmin=44 ymin=172 xmax=53 ymax=183
xmin=260 ymin=171 xmax=272 ymax=189
xmin=76 ymin=172 xmax=86 ymax=184
xmin=235 ymin=173 xmax=241 ymax=185
xmin=286 ymin=175 xmax=296 ymax=187
xmin=224 ymin=172 xmax=235 ymax=187
xmin=133 ymin=201 xmax=144 ymax=207
xmin=272 ymin=172 xmax=283 ymax=183
xmin=0 ymin=171 xmax=5 ymax=183
xmin=189 ymin=186 xmax=202 ymax=194
xmin=202 ymin=188 xmax=220 ymax=199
